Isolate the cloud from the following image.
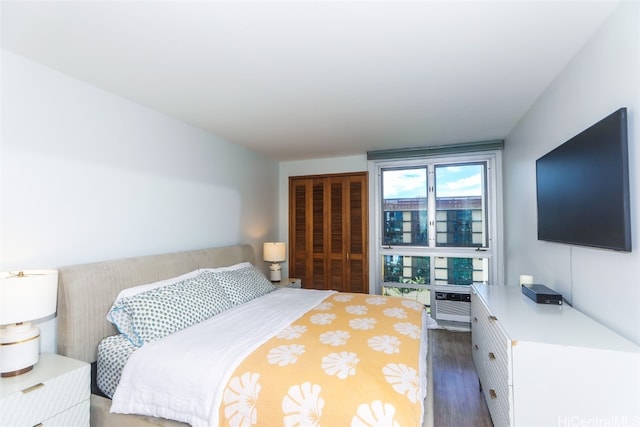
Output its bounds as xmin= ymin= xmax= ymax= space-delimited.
xmin=383 ymin=169 xmax=426 ymax=199
xmin=437 ymin=173 xmax=482 ymax=197
xmin=383 ymin=165 xmax=483 ymax=199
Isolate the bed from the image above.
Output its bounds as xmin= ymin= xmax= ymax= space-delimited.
xmin=56 ymin=244 xmax=434 ymax=427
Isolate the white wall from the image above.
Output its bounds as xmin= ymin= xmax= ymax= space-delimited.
xmin=277 ymin=155 xmax=367 ymax=278
xmin=1 ymin=50 xmax=279 ymax=351
xmin=503 ymin=3 xmax=640 ymax=345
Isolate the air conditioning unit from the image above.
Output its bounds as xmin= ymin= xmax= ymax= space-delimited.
xmin=434 ymin=290 xmax=471 ymax=323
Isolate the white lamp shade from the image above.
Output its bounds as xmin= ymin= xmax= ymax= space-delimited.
xmin=263 ymin=242 xmax=286 ymax=263
xmin=0 ymin=270 xmax=59 ymax=325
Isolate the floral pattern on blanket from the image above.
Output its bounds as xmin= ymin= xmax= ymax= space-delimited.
xmin=220 ymin=293 xmax=425 ymax=427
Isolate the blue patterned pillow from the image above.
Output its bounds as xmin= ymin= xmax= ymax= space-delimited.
xmin=108 ymin=271 xmax=233 ymax=347
xmin=202 ymin=265 xmax=276 ymax=305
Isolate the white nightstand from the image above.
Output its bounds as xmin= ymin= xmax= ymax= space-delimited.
xmin=0 ymin=353 xmax=90 ymax=427
xmin=273 ymin=277 xmax=302 ymax=289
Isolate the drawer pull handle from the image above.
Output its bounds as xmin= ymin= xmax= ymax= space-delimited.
xmin=488 ymin=315 xmax=498 ymax=322
xmin=474 ymin=344 xmax=479 ymax=350
xmin=488 ymin=352 xmax=496 ymax=360
xmin=473 ymin=317 xmax=478 ymax=322
xmin=22 ymin=383 xmax=44 ymax=394
xmin=34 ymin=424 xmax=43 ymax=427
xmin=489 ymin=389 xmax=497 ymax=399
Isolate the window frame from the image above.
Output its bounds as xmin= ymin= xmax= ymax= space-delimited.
xmin=368 ymin=151 xmax=504 ymax=296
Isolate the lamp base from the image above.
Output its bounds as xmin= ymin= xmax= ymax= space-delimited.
xmin=269 ymin=270 xmax=282 ymax=282
xmin=0 ymin=323 xmax=40 ymax=377
xmin=269 ymin=262 xmax=282 ymax=282
xmin=1 ymin=365 xmax=33 ymax=378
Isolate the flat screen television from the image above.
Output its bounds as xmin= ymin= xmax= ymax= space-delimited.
xmin=536 ymin=107 xmax=631 ymax=252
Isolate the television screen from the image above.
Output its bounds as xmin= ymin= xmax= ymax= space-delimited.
xmin=536 ymin=107 xmax=631 ymax=252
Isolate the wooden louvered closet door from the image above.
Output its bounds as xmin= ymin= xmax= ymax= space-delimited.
xmin=289 ymin=172 xmax=368 ymax=293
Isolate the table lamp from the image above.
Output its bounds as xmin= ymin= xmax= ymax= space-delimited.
xmin=263 ymin=242 xmax=286 ymax=282
xmin=0 ymin=270 xmax=58 ymax=377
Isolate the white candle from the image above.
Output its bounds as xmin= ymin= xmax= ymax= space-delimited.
xmin=519 ymin=275 xmax=534 ymax=286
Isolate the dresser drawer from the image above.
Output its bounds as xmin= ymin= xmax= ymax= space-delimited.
xmin=0 ymin=354 xmax=90 ymax=427
xmin=482 ymin=339 xmax=510 ymax=427
xmin=43 ymin=399 xmax=90 ymax=426
xmin=471 ymin=297 xmax=488 ymax=376
xmin=471 ymin=290 xmax=512 ymax=427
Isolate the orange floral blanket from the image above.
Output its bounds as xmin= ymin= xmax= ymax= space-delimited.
xmin=219 ymin=292 xmax=427 ymax=426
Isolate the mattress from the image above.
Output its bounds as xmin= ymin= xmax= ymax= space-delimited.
xmin=97 ymin=334 xmax=137 ymax=398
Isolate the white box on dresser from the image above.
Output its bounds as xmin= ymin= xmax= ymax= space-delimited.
xmin=0 ymin=353 xmax=90 ymax=427
xmin=471 ymin=284 xmax=640 ymax=427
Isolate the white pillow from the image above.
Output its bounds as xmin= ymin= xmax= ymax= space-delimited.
xmin=112 ymin=270 xmax=202 ymax=303
xmin=198 ymin=261 xmax=252 ymax=273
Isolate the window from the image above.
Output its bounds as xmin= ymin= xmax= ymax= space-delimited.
xmin=435 ymin=163 xmax=486 ymax=248
xmin=370 ymin=153 xmax=502 ymax=310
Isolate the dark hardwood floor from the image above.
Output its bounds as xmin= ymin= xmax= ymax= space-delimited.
xmin=432 ymin=329 xmax=493 ymax=427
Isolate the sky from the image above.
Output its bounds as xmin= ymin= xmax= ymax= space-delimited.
xmin=383 ymin=164 xmax=483 ymax=199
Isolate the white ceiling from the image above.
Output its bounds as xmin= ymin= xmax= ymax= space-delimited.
xmin=1 ymin=1 xmax=620 ymax=161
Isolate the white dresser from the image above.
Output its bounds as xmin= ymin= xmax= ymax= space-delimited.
xmin=0 ymin=353 xmax=90 ymax=426
xmin=471 ymin=284 xmax=640 ymax=427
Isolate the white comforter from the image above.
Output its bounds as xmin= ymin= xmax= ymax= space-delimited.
xmin=111 ymin=288 xmax=335 ymax=427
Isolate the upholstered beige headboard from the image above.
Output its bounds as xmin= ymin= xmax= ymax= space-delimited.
xmin=56 ymin=244 xmax=256 ymax=363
